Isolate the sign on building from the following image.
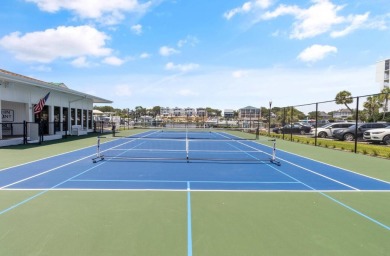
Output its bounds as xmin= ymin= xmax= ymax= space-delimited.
xmin=1 ymin=109 xmax=14 ymax=122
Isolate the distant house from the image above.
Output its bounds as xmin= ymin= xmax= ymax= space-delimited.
xmin=333 ymin=109 xmax=353 ymax=119
xmin=224 ymin=109 xmax=234 ymax=119
xmin=196 ymin=107 xmax=207 ymax=117
xmin=318 ymin=111 xmax=331 ymax=120
xmin=173 ymin=107 xmax=184 ymax=116
xmin=184 ymin=107 xmax=196 ymax=116
xmin=160 ymin=107 xmax=172 ymax=117
xmin=238 ymin=106 xmax=260 ymax=120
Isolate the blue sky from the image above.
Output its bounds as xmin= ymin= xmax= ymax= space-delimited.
xmin=1 ymin=0 xmax=390 ymax=111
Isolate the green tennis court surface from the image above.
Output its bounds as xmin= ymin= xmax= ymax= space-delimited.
xmin=0 ymin=129 xmax=389 ymax=256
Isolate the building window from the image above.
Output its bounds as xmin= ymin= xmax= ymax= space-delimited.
xmin=77 ymin=109 xmax=81 ymax=125
xmin=88 ymin=110 xmax=92 ymax=129
xmin=54 ymin=106 xmax=61 ymax=132
xmin=71 ymin=108 xmax=75 ymax=126
xmin=63 ymin=107 xmax=68 ymax=131
xmin=83 ymin=110 xmax=87 ymax=129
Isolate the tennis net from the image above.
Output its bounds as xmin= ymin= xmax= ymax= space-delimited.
xmin=92 ymin=129 xmax=279 ymax=165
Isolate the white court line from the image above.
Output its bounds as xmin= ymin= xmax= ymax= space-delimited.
xmin=0 ymin=130 xmax=152 ymax=173
xmin=273 ymin=144 xmax=390 ymax=185
xmin=2 ymin=188 xmax=390 ymax=192
xmin=216 ymin=134 xmax=360 ymax=190
xmin=0 ymin=143 xmax=97 ymax=172
xmin=0 ymin=131 xmax=156 ymax=190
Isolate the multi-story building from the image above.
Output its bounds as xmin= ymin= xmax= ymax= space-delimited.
xmin=184 ymin=107 xmax=196 ymax=116
xmin=173 ymin=107 xmax=184 ymax=117
xmin=224 ymin=109 xmax=234 ymax=119
xmin=376 ymin=59 xmax=390 ymax=111
xmin=160 ymin=107 xmax=173 ymax=117
xmin=376 ymin=59 xmax=390 ymax=90
xmin=196 ymin=107 xmax=207 ymax=117
xmin=238 ymin=106 xmax=260 ymax=120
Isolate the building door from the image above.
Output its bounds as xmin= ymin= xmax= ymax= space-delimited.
xmin=35 ymin=105 xmax=49 ymax=135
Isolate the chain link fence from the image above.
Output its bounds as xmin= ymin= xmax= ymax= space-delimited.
xmin=263 ymin=92 xmax=390 ymax=157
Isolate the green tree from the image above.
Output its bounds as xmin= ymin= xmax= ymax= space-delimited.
xmin=379 ymin=87 xmax=390 ymax=120
xmin=93 ymin=105 xmax=115 ymax=113
xmin=151 ymin=106 xmax=161 ymax=116
xmin=335 ymin=90 xmax=353 ymax=112
xmin=363 ymin=95 xmax=382 ymax=122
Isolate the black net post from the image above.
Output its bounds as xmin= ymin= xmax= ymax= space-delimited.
xmin=23 ymin=120 xmax=27 ymax=144
xmin=354 ymin=96 xmax=359 ymax=153
xmin=282 ymin=107 xmax=287 ymax=140
xmin=290 ymin=107 xmax=293 ymax=141
xmin=314 ymin=103 xmax=318 ymax=146
xmin=112 ymin=123 xmax=116 ymax=137
xmin=39 ymin=121 xmax=43 ymax=145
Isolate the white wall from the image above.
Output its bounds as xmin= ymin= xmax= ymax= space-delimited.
xmin=376 ymin=60 xmax=385 ymax=87
xmin=0 ymin=80 xmax=94 ymax=138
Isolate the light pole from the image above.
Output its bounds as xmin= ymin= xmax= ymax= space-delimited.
xmin=268 ymin=101 xmax=272 ymax=136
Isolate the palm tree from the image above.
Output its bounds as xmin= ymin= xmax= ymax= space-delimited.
xmin=335 ymin=90 xmax=353 ymax=112
xmin=363 ymin=95 xmax=383 ymax=122
xmin=379 ymin=87 xmax=390 ymax=120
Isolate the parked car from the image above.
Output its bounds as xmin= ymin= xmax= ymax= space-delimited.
xmin=333 ymin=122 xmax=390 ymax=141
xmin=309 ymin=122 xmax=354 ymax=138
xmin=273 ymin=123 xmax=312 ymax=135
xmin=363 ymin=125 xmax=390 ymax=145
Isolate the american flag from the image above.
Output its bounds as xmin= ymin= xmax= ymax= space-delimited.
xmin=34 ymin=92 xmax=50 ymax=114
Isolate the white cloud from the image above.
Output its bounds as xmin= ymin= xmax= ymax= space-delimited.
xmin=26 ymin=0 xmax=152 ymax=25
xmin=177 ymin=35 xmax=199 ymax=48
xmin=254 ymin=0 xmax=273 ymax=9
xmin=330 ymin=12 xmax=369 ymax=37
xmin=71 ymin=65 xmax=375 ymax=111
xmin=131 ymin=24 xmax=142 ymax=35
xmin=103 ymin=56 xmax=125 ymax=66
xmin=263 ymin=0 xmax=346 ymax=39
xmin=232 ymin=70 xmax=249 ymax=78
xmin=140 ymin=52 xmax=151 ymax=59
xmin=258 ymin=0 xmax=376 ymax=39
xmin=0 ymin=25 xmax=111 ymax=63
xmin=71 ymin=56 xmax=92 ymax=68
xmin=297 ymin=44 xmax=337 ymax=62
xmin=177 ymin=89 xmax=199 ymax=97
xmin=165 ymin=62 xmax=199 ymax=72
xmin=114 ymin=84 xmax=132 ymax=96
xmin=159 ymin=46 xmax=180 ymax=56
xmin=224 ymin=0 xmax=272 ymax=20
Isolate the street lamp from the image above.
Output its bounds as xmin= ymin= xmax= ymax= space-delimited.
xmin=268 ymin=101 xmax=272 ymax=136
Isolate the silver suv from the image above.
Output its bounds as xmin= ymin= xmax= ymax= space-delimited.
xmin=309 ymin=122 xmax=354 ymax=138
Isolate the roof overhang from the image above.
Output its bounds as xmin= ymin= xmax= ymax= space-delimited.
xmin=0 ymin=69 xmax=112 ymax=104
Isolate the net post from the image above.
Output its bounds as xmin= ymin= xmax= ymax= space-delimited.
xmin=269 ymin=139 xmax=280 ymax=166
xmin=93 ymin=136 xmax=103 ymax=163
xmin=272 ymin=140 xmax=276 ymax=161
xmin=186 ymin=137 xmax=189 ymax=162
xmin=97 ymin=137 xmax=101 ymax=157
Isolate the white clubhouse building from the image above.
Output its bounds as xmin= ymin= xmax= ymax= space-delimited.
xmin=0 ymin=69 xmax=112 ymax=146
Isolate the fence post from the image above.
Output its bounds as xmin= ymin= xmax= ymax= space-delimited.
xmin=314 ymin=103 xmax=318 ymax=146
xmin=282 ymin=107 xmax=286 ymax=140
xmin=290 ymin=106 xmax=293 ymax=141
xmin=354 ymin=96 xmax=359 ymax=153
xmin=23 ymin=120 xmax=27 ymax=144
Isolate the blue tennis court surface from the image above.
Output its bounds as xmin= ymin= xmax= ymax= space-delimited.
xmin=1 ymin=130 xmax=390 ymax=192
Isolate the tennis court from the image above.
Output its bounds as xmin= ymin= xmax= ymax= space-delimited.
xmin=0 ymin=128 xmax=389 ymax=255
